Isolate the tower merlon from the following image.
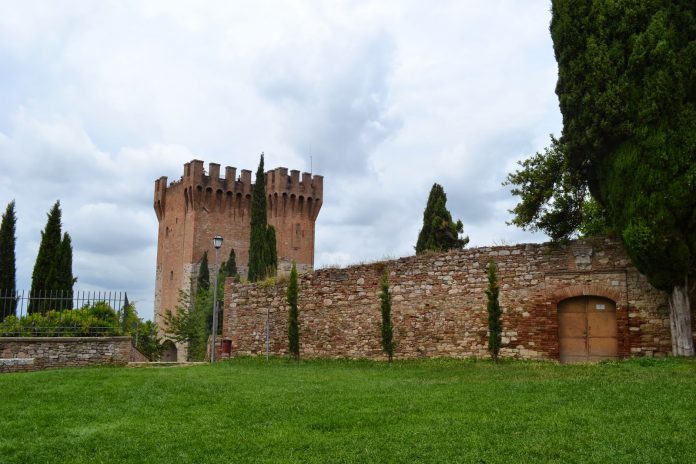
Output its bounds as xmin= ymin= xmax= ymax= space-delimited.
xmin=209 ymin=162 xmax=220 ymax=180
xmin=186 ymin=159 xmax=205 ymax=181
xmin=225 ymin=166 xmax=237 ymax=183
xmin=240 ymin=169 xmax=252 ymax=190
xmin=154 ymin=176 xmax=168 ymax=221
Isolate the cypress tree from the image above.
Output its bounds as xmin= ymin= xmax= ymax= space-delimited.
xmin=486 ymin=261 xmax=502 ymax=362
xmin=380 ymin=271 xmax=394 ymax=362
xmin=30 ymin=201 xmax=63 ymax=313
xmin=197 ymin=251 xmax=210 ymax=294
xmin=54 ymin=233 xmax=75 ymax=309
xmin=415 ymin=183 xmax=469 ymax=254
xmin=225 ymin=248 xmax=238 ymax=278
xmin=266 ymin=226 xmax=277 ymax=278
xmin=248 ymin=153 xmax=277 ymax=282
xmin=287 ymin=262 xmax=299 ymax=360
xmin=515 ymin=0 xmax=696 ymax=355
xmin=0 ymin=201 xmax=17 ymax=319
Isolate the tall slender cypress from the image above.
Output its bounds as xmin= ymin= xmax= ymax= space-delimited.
xmin=380 ymin=271 xmax=394 ymax=362
xmin=55 ymin=233 xmax=75 ymax=309
xmin=248 ymin=153 xmax=277 ymax=282
xmin=0 ymin=201 xmax=17 ymax=319
xmin=486 ymin=261 xmax=502 ymax=362
xmin=225 ymin=248 xmax=238 ymax=278
xmin=197 ymin=251 xmax=210 ymax=294
xmin=287 ymin=262 xmax=299 ymax=360
xmin=266 ymin=226 xmax=277 ymax=277
xmin=415 ymin=183 xmax=469 ymax=254
xmin=30 ymin=201 xmax=63 ymax=313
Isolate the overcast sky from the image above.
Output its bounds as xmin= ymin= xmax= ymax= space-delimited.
xmin=0 ymin=1 xmax=559 ymax=319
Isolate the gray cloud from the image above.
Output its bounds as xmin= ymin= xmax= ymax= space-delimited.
xmin=0 ymin=1 xmax=558 ymax=319
xmin=257 ymin=32 xmax=402 ymax=176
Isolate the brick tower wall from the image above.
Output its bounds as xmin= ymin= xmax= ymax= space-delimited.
xmin=153 ymin=159 xmax=323 ymax=345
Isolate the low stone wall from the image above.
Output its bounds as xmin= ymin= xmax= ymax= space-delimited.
xmin=0 ymin=337 xmax=132 ymax=373
xmin=223 ymin=238 xmax=684 ymax=361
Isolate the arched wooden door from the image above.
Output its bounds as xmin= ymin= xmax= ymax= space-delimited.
xmin=558 ymin=296 xmax=618 ymax=363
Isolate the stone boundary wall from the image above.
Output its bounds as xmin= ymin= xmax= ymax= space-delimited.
xmin=223 ymin=238 xmax=686 ymax=361
xmin=0 ymin=337 xmax=132 ymax=373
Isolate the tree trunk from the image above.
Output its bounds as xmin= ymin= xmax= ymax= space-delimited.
xmin=668 ymin=279 xmax=695 ymax=357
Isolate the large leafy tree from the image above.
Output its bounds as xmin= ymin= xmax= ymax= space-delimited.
xmin=0 ymin=201 xmax=17 ymax=319
xmin=248 ymin=153 xmax=277 ymax=282
xmin=415 ymin=183 xmax=469 ymax=254
xmin=508 ymin=1 xmax=696 ymax=355
xmin=504 ymin=136 xmax=611 ymax=241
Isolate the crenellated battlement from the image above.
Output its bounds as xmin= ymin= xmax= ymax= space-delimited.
xmin=154 ymin=160 xmax=322 ymax=220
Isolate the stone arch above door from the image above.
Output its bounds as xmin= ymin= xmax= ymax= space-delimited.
xmin=550 ymin=284 xmax=623 ymax=306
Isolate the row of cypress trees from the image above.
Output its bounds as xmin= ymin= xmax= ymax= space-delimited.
xmin=216 ymin=158 xmax=494 ymax=361
xmin=0 ymin=200 xmax=74 ymax=319
xmin=284 ymin=263 xmax=502 ymax=362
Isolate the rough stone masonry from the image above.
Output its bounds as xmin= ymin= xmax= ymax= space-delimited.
xmin=222 ymin=237 xmax=694 ymax=361
xmin=0 ymin=337 xmax=132 ymax=373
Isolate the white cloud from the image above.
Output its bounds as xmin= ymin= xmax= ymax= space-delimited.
xmin=0 ymin=0 xmax=558 ymax=319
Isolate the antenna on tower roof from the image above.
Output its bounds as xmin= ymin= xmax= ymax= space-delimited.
xmin=310 ymin=155 xmax=313 ymax=175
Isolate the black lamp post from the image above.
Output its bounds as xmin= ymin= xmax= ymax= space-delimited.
xmin=211 ymin=235 xmax=223 ymax=362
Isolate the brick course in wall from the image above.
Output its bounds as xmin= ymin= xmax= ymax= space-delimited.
xmin=0 ymin=337 xmax=132 ymax=373
xmin=223 ymin=238 xmax=692 ymax=361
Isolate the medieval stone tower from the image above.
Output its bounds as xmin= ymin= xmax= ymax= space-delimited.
xmin=153 ymin=159 xmax=323 ymax=357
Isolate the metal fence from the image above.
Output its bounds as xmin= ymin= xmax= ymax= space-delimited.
xmin=0 ymin=289 xmax=129 ymax=336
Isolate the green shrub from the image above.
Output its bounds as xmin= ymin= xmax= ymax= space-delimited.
xmin=0 ymin=302 xmax=123 ymax=337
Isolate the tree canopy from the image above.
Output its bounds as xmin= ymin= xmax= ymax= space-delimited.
xmin=508 ymin=1 xmax=696 ymax=355
xmin=552 ymin=0 xmax=696 ymax=289
xmin=415 ymin=183 xmax=469 ymax=254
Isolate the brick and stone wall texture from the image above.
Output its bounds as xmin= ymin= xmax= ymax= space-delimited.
xmin=0 ymin=337 xmax=132 ymax=373
xmin=223 ymin=238 xmax=693 ymax=361
xmin=153 ymin=159 xmax=323 ymax=344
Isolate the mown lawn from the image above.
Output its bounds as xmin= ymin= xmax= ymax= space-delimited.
xmin=1 ymin=357 xmax=695 ymax=463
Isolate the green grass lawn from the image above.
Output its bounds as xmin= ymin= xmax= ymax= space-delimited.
xmin=1 ymin=357 xmax=695 ymax=463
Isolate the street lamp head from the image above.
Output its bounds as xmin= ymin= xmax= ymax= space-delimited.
xmin=213 ymin=235 xmax=223 ymax=249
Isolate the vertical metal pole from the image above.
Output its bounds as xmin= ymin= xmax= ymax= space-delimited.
xmin=266 ymin=305 xmax=270 ymax=361
xmin=211 ymin=247 xmax=220 ymax=363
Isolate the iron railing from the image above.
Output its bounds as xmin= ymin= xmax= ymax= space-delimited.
xmin=0 ymin=289 xmax=129 ymax=337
